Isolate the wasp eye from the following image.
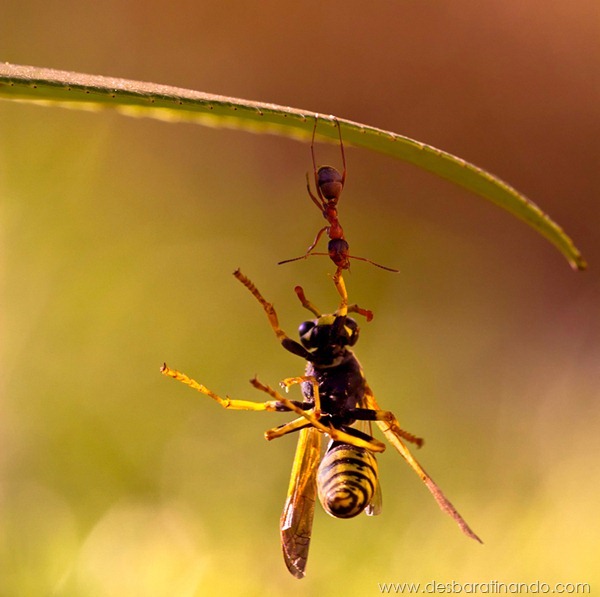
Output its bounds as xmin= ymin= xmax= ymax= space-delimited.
xmin=299 ymin=320 xmax=316 ymax=348
xmin=299 ymin=321 xmax=315 ymax=337
xmin=344 ymin=318 xmax=359 ymax=346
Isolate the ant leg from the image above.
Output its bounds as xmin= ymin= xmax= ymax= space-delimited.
xmin=363 ymin=384 xmax=483 ymax=543
xmin=277 ymin=227 xmax=328 ymax=266
xmin=160 ymin=364 xmax=280 ymax=411
xmin=304 ymin=226 xmax=328 ymax=255
xmin=305 ymin=171 xmax=324 ymax=211
xmin=334 ymin=118 xmax=347 ymax=187
xmin=310 ymin=115 xmax=326 ymax=204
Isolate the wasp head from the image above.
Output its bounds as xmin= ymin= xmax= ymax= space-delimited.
xmin=298 ymin=315 xmax=359 ymax=352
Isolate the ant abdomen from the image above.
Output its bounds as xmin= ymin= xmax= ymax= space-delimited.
xmin=317 ymin=166 xmax=344 ymax=200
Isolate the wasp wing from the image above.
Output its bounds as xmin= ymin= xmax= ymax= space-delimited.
xmin=355 ymin=419 xmax=382 ymax=516
xmin=364 ymin=385 xmax=482 ymax=543
xmin=280 ymin=426 xmax=322 ymax=579
xmin=365 ymin=474 xmax=383 ymax=516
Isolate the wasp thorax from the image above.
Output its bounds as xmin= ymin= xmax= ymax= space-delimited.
xmin=317 ymin=166 xmax=343 ymax=200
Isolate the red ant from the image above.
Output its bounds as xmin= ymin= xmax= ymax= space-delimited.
xmin=279 ymin=116 xmax=399 ymax=277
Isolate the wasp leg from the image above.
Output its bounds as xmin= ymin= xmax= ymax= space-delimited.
xmin=251 ymin=378 xmax=386 ymax=452
xmin=161 ymin=364 xmax=280 ymax=411
xmin=363 ymin=384 xmax=482 ymax=543
xmin=280 ymin=375 xmax=314 ymax=389
xmin=265 ymin=415 xmax=313 ymax=440
xmin=380 ymin=413 xmax=424 ymax=448
xmin=349 ymin=407 xmax=424 ymax=448
xmin=280 ymin=376 xmax=321 ymax=414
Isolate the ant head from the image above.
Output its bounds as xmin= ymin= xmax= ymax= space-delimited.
xmin=298 ymin=315 xmax=359 ymax=351
xmin=328 ymin=238 xmax=351 ymax=270
xmin=317 ymin=166 xmax=344 ymax=201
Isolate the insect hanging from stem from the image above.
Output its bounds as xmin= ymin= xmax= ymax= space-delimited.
xmin=278 ymin=116 xmax=400 ymax=280
xmin=161 ymin=270 xmax=482 ymax=579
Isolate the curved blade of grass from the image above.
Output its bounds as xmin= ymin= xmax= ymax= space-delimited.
xmin=0 ymin=63 xmax=586 ymax=270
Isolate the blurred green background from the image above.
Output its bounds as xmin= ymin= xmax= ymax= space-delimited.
xmin=1 ymin=1 xmax=598 ymax=595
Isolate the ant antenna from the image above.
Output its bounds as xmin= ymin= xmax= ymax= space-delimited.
xmin=279 ymin=251 xmax=399 ymax=273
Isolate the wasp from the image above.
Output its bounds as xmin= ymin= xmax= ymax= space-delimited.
xmin=161 ymin=270 xmax=481 ymax=579
xmin=279 ymin=116 xmax=399 ymax=280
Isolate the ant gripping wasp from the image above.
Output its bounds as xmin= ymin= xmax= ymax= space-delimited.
xmin=279 ymin=116 xmax=399 ymax=280
xmin=161 ymin=270 xmax=481 ymax=579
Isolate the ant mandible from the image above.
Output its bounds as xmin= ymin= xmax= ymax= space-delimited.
xmin=279 ymin=116 xmax=399 ymax=281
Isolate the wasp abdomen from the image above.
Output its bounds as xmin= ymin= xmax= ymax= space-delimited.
xmin=317 ymin=443 xmax=378 ymax=519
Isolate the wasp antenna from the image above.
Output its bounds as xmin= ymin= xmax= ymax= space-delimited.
xmin=347 ymin=304 xmax=374 ymax=322
xmin=294 ymin=286 xmax=322 ymax=317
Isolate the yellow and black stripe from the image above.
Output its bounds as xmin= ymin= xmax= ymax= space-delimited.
xmin=317 ymin=442 xmax=378 ymax=519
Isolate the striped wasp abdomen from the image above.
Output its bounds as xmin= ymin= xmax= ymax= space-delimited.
xmin=318 ymin=441 xmax=379 ymax=519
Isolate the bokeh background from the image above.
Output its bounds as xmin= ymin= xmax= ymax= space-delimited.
xmin=1 ymin=1 xmax=598 ymax=595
